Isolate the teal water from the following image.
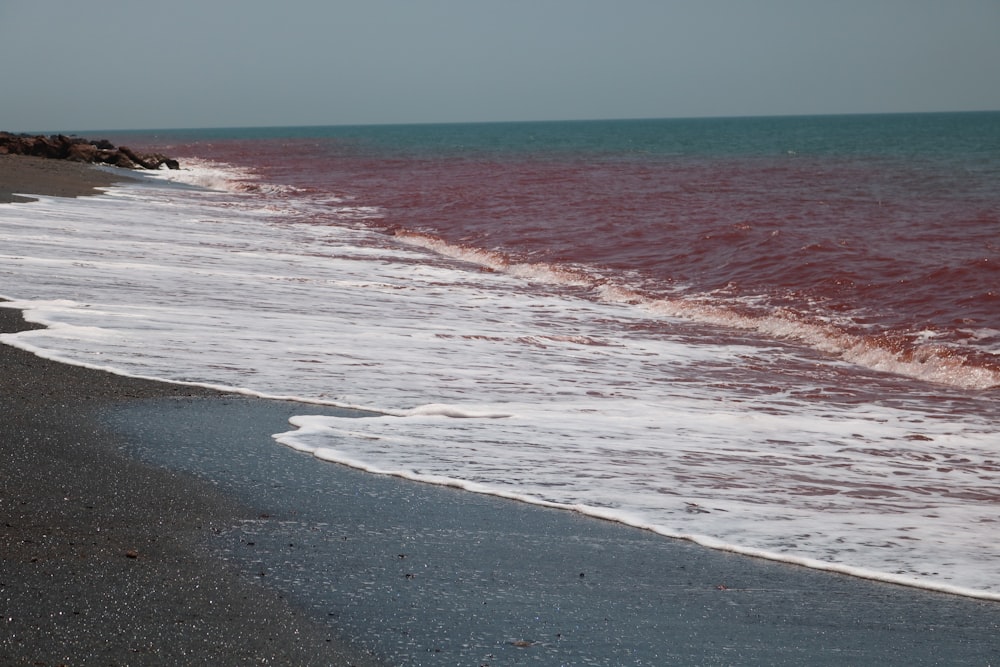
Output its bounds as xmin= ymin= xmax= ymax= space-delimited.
xmin=106 ymin=110 xmax=1000 ymax=159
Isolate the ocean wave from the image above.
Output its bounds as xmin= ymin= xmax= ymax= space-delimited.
xmin=393 ymin=231 xmax=1000 ymax=391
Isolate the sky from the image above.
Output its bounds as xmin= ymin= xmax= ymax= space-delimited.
xmin=2 ymin=0 xmax=999 ymax=132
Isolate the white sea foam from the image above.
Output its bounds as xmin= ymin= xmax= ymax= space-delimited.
xmin=2 ymin=177 xmax=998 ymax=600
xmin=273 ymin=401 xmax=1000 ymax=600
xmin=142 ymin=157 xmax=304 ymax=197
xmin=397 ymin=233 xmax=1000 ymax=390
xmin=137 ymin=157 xmax=253 ymax=191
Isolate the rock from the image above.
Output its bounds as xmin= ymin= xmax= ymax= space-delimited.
xmin=116 ymin=146 xmax=181 ymax=170
xmin=31 ymin=136 xmax=61 ymax=159
xmin=103 ymin=151 xmax=137 ymax=169
xmin=153 ymin=154 xmax=180 ymax=170
xmin=66 ymin=143 xmax=100 ymax=163
xmin=118 ymin=146 xmax=155 ymax=169
xmin=0 ymin=131 xmax=180 ymax=170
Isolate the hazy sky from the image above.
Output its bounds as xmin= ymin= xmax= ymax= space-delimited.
xmin=2 ymin=0 xmax=998 ymax=131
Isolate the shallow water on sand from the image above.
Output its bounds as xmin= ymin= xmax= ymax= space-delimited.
xmin=106 ymin=397 xmax=1000 ymax=666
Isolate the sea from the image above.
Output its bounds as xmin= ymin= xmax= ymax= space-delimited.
xmin=2 ymin=112 xmax=998 ymax=600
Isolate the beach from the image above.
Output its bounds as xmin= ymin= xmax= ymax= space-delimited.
xmin=0 ymin=154 xmax=137 ymax=203
xmin=0 ymin=156 xmax=381 ymax=664
xmin=2 ymin=156 xmax=999 ymax=665
xmin=0 ymin=306 xmax=385 ymax=665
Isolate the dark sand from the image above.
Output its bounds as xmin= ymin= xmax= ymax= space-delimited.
xmin=0 ymin=154 xmax=137 ymax=203
xmin=0 ymin=308 xmax=383 ymax=666
xmin=2 ymin=157 xmax=999 ymax=665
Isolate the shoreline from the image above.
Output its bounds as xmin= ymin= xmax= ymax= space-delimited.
xmin=4 ymin=308 xmax=1000 ymax=665
xmin=0 ymin=306 xmax=383 ymax=665
xmin=2 ymin=157 xmax=999 ymax=663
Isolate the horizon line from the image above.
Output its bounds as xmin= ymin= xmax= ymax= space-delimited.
xmin=14 ymin=108 xmax=1000 ymax=136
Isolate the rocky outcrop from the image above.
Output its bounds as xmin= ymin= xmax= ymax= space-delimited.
xmin=0 ymin=132 xmax=180 ymax=170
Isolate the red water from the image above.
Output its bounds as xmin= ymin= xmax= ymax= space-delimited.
xmin=144 ymin=134 xmax=1000 ymax=391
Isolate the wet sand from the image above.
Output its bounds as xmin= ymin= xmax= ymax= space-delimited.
xmin=110 ymin=395 xmax=1000 ymax=665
